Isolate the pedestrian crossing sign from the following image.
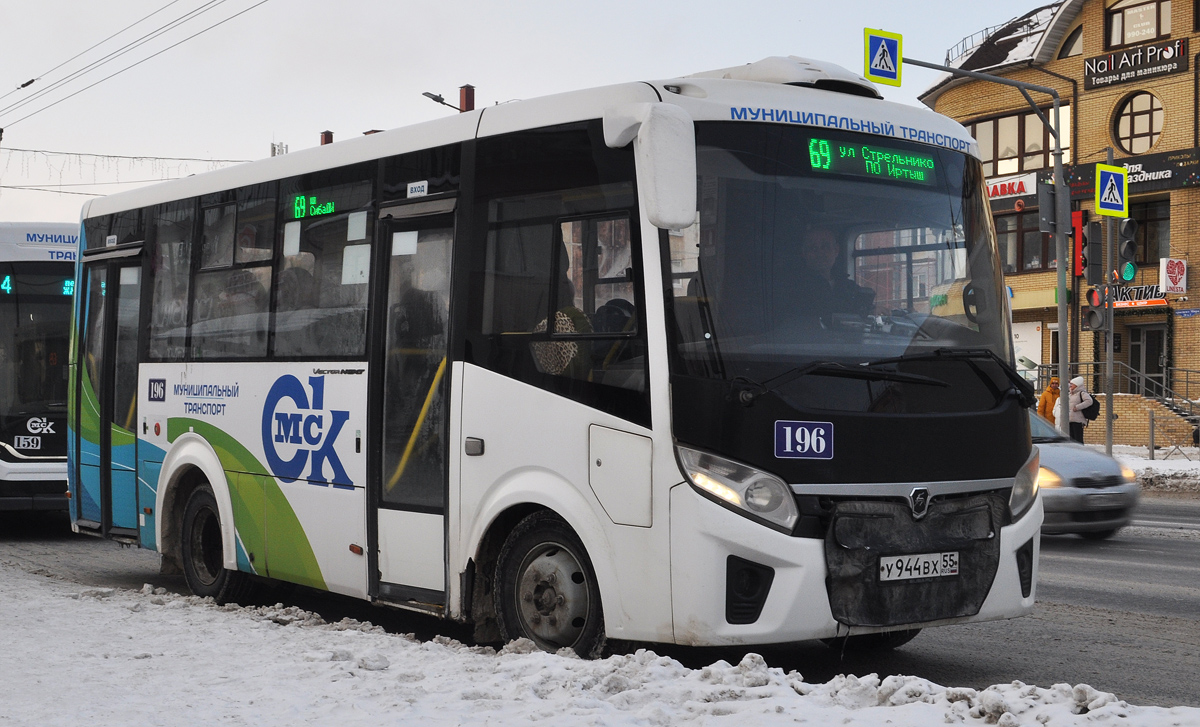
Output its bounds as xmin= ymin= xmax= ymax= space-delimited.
xmin=1095 ymin=164 xmax=1128 ymax=217
xmin=864 ymin=29 xmax=903 ymax=87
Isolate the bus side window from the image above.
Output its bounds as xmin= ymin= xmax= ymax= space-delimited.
xmin=273 ymin=173 xmax=373 ymax=359
xmin=148 ymin=202 xmax=194 ymax=362
xmin=189 ymin=187 xmax=276 ymax=360
xmin=471 ymin=122 xmax=649 ymax=425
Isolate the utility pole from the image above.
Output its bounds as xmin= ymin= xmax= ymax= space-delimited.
xmin=1105 ymin=147 xmax=1115 ymax=455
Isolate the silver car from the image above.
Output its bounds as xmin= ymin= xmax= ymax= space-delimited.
xmin=1030 ymin=412 xmax=1141 ymax=539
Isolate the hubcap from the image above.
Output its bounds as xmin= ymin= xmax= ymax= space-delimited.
xmin=515 ymin=543 xmax=589 ymax=649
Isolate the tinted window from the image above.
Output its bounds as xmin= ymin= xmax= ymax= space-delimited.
xmin=147 ymin=201 xmax=195 ymax=361
xmin=469 ymin=123 xmax=648 ymax=425
xmin=189 ymin=184 xmax=277 ymax=359
xmin=275 ymin=166 xmax=374 ymax=358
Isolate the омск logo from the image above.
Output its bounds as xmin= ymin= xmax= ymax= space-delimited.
xmin=261 ymin=375 xmax=352 ymax=487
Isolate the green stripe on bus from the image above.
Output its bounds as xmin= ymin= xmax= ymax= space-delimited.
xmin=167 ymin=417 xmax=326 ymax=591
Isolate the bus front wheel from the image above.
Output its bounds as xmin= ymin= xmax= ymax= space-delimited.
xmin=494 ymin=511 xmax=605 ymax=659
xmin=181 ymin=484 xmax=253 ymax=605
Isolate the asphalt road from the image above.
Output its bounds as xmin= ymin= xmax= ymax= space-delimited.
xmin=2 ymin=495 xmax=1198 ymax=708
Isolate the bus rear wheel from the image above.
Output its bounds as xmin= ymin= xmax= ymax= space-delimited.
xmin=494 ymin=511 xmax=605 ymax=659
xmin=181 ymin=484 xmax=253 ymax=605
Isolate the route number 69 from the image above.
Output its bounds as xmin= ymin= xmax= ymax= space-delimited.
xmin=774 ymin=420 xmax=834 ymax=460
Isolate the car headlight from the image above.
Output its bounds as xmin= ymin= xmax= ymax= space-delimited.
xmin=1038 ymin=467 xmax=1063 ymax=489
xmin=676 ymin=444 xmax=799 ymax=532
xmin=1010 ymin=447 xmax=1040 ymax=520
xmin=1119 ymin=462 xmax=1138 ymax=483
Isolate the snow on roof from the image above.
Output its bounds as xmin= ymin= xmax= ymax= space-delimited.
xmin=919 ymin=0 xmax=1084 ymax=109
xmin=947 ymin=4 xmax=1062 ymax=72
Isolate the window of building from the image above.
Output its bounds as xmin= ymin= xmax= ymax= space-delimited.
xmin=1107 ymin=0 xmax=1171 ymax=48
xmin=1114 ymin=91 xmax=1164 ymax=154
xmin=967 ymin=106 xmax=1071 ymax=177
xmin=1058 ymin=25 xmax=1083 ymax=58
xmin=1130 ymin=198 xmax=1170 ymax=264
xmin=994 ymin=211 xmax=1055 ymax=274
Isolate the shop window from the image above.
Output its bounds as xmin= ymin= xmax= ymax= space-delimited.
xmin=1107 ymin=0 xmax=1170 ymax=48
xmin=994 ymin=211 xmax=1055 ymax=274
xmin=967 ymin=106 xmax=1070 ymax=177
xmin=1114 ymin=92 xmax=1164 ymax=154
xmin=1130 ymin=198 xmax=1170 ymax=264
xmin=1058 ymin=25 xmax=1083 ymax=58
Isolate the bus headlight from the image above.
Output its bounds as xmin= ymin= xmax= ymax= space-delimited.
xmin=1010 ymin=448 xmax=1040 ymax=521
xmin=676 ymin=445 xmax=799 ymax=532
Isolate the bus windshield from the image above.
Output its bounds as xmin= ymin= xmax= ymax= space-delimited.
xmin=667 ymin=122 xmax=1012 ymax=411
xmin=0 ymin=262 xmax=73 ymax=418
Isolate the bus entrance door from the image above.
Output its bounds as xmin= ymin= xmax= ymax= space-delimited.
xmin=76 ymin=260 xmax=142 ymax=537
xmin=374 ymin=211 xmax=454 ymax=606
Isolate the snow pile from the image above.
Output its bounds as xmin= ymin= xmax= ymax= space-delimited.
xmin=2 ymin=564 xmax=1197 ymax=726
xmin=1092 ymin=444 xmax=1200 ymax=493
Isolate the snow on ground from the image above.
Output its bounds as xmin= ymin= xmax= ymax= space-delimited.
xmin=1087 ymin=444 xmax=1200 ymax=493
xmin=2 ymin=564 xmax=1197 ymax=726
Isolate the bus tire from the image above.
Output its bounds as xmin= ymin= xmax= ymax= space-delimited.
xmin=823 ymin=628 xmax=922 ymax=652
xmin=494 ymin=511 xmax=605 ymax=659
xmin=181 ymin=484 xmax=254 ymax=605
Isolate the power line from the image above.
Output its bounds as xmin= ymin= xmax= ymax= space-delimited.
xmin=2 ymin=146 xmax=251 ymax=164
xmin=0 ymin=0 xmax=187 ymax=106
xmin=2 ymin=0 xmax=272 ymax=128
xmin=2 ymin=179 xmax=182 ymax=188
xmin=0 ymin=0 xmax=231 ymax=121
xmin=0 ymin=186 xmax=104 ymax=197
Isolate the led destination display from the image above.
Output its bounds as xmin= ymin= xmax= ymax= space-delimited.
xmin=808 ymin=138 xmax=936 ymax=185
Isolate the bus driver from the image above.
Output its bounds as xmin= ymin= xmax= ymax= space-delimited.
xmin=788 ymin=227 xmax=875 ymax=329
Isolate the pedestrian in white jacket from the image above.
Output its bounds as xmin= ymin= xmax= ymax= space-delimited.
xmin=1055 ymin=376 xmax=1093 ymax=443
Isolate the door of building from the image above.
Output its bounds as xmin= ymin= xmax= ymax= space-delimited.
xmin=1128 ymin=325 xmax=1167 ymax=397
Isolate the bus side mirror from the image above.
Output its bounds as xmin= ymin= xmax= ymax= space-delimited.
xmin=604 ymin=103 xmax=697 ymax=230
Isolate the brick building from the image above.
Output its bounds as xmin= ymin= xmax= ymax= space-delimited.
xmin=921 ymin=0 xmax=1200 ymax=444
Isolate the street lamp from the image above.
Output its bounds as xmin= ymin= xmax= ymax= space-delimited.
xmin=422 ymin=92 xmax=460 ymax=112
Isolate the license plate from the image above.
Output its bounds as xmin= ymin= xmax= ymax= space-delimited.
xmin=1087 ymin=492 xmax=1125 ymax=508
xmin=879 ymin=552 xmax=959 ymax=582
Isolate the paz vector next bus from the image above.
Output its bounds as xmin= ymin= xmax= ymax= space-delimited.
xmin=68 ymin=56 xmax=1041 ymax=657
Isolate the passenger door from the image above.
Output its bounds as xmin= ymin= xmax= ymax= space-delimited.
xmin=75 ymin=259 xmax=142 ymax=536
xmin=374 ymin=203 xmax=455 ymax=604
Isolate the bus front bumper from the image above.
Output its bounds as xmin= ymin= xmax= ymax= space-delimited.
xmin=0 ymin=479 xmax=70 ymax=511
xmin=668 ymin=483 xmax=1041 ymax=645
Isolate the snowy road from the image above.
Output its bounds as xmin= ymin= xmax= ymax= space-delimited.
xmin=1 ymin=558 xmax=1198 ymax=726
xmin=1 ymin=497 xmax=1198 ymax=718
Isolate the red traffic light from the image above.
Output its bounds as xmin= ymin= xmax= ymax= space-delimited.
xmin=1086 ymin=287 xmax=1104 ymax=308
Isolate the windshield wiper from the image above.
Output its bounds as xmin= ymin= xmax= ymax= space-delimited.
xmin=734 ymin=360 xmax=949 ymax=405
xmin=864 ymin=348 xmax=1037 ymax=408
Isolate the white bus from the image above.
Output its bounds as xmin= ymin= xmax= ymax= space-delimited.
xmin=69 ymin=56 xmax=1041 ymax=656
xmin=0 ymin=222 xmax=77 ymax=513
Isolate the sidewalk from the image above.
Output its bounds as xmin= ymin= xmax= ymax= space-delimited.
xmin=1086 ymin=444 xmax=1200 ymax=495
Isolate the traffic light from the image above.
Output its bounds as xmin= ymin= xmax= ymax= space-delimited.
xmin=1083 ymin=287 xmax=1108 ymax=330
xmin=1117 ymin=217 xmax=1139 ymax=282
xmin=1083 ymin=220 xmax=1105 ymax=285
